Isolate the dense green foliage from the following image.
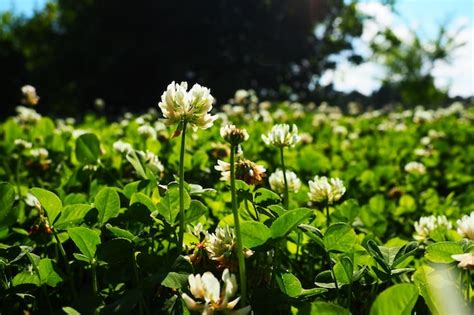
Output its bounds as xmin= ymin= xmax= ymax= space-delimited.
xmin=0 ymin=98 xmax=473 ymax=314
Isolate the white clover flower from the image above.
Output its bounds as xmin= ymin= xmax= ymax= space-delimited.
xmin=220 ymin=124 xmax=249 ymax=145
xmin=207 ymin=225 xmax=236 ymax=262
xmin=94 ymin=98 xmax=105 ymax=110
xmin=404 ymin=161 xmax=426 ymax=175
xmin=15 ymin=106 xmax=41 ymax=123
xmin=332 ymin=125 xmax=348 ymax=136
xmin=158 ymin=81 xmax=217 ymax=130
xmin=262 ymin=124 xmax=300 ymax=147
xmin=273 ymin=109 xmax=288 ymax=121
xmin=137 ymin=125 xmax=157 ymax=139
xmin=21 ymin=85 xmax=40 ymax=106
xmin=414 ymin=148 xmax=430 ymax=157
xmin=428 ymin=129 xmax=445 ymax=139
xmin=456 ymin=212 xmax=474 ymax=240
xmin=187 ymin=223 xmax=208 ymax=240
xmin=24 ymin=192 xmax=40 ymax=208
xmin=234 ymin=89 xmax=249 ymax=104
xmin=451 ymin=253 xmax=474 ymax=270
xmin=259 ymin=101 xmax=271 ymax=111
xmin=14 ymin=139 xmax=32 ymax=150
xmin=413 ymin=215 xmax=452 ymax=241
xmin=30 ymin=148 xmax=49 ymax=159
xmin=420 ymin=136 xmax=431 ymax=146
xmin=308 ymin=176 xmax=346 ymax=204
xmin=215 ymin=160 xmax=231 ymax=182
xmin=214 ymin=159 xmax=266 ymax=185
xmin=154 ymin=121 xmax=167 ymax=132
xmin=141 ymin=151 xmax=164 ymax=174
xmin=113 ymin=140 xmax=133 ymax=154
xmin=413 ymin=108 xmax=435 ymax=123
xmin=182 ymin=269 xmax=251 ymax=315
xmin=120 ymin=119 xmax=130 ymax=127
xmin=269 ymin=169 xmax=301 ymax=194
xmin=394 ymin=123 xmax=407 ymax=131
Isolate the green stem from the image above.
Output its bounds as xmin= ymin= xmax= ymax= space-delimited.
xmin=280 ymin=147 xmax=289 ymax=209
xmin=178 ymin=120 xmax=187 ymax=253
xmin=295 ymin=232 xmax=301 ymax=262
xmin=327 ymin=252 xmax=340 ymax=302
xmin=27 ymin=252 xmax=53 ymax=314
xmin=326 ymin=205 xmax=331 ymax=228
xmin=230 ymin=145 xmax=247 ymax=306
xmin=15 ymin=158 xmax=22 ymax=199
xmin=91 ymin=261 xmax=98 ymax=296
xmin=466 ymin=270 xmax=471 ymax=304
xmin=132 ymin=252 xmax=146 ymax=315
xmin=53 ymin=230 xmax=77 ymax=299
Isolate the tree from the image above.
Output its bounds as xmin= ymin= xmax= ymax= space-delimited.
xmin=370 ymin=21 xmax=466 ymax=107
xmin=0 ymin=0 xmax=365 ymax=116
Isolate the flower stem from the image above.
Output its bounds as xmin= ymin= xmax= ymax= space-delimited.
xmin=326 ymin=204 xmax=331 ymax=228
xmin=91 ymin=260 xmax=98 ymax=295
xmin=467 ymin=270 xmax=471 ymax=304
xmin=178 ymin=120 xmax=187 ymax=253
xmin=53 ymin=230 xmax=77 ymax=299
xmin=27 ymin=252 xmax=53 ymax=314
xmin=280 ymin=147 xmax=289 ymax=209
xmin=15 ymin=158 xmax=22 ymax=200
xmin=326 ymin=252 xmax=340 ymax=303
xmin=230 ymin=145 xmax=247 ymax=306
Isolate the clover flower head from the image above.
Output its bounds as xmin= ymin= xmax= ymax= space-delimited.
xmin=308 ymin=176 xmax=346 ymax=204
xmin=332 ymin=125 xmax=348 ymax=136
xmin=188 ymin=223 xmax=208 ymax=240
xmin=137 ymin=125 xmax=157 ymax=139
xmin=220 ymin=124 xmax=249 ymax=145
xmin=413 ymin=215 xmax=452 ymax=241
xmin=404 ymin=161 xmax=426 ymax=175
xmin=456 ymin=212 xmax=474 ymax=240
xmin=158 ymin=81 xmax=217 ymax=130
xmin=269 ymin=169 xmax=301 ymax=194
xmin=143 ymin=151 xmax=164 ymax=174
xmin=21 ymin=85 xmax=40 ymax=106
xmin=414 ymin=148 xmax=430 ymax=157
xmin=15 ymin=106 xmax=42 ymax=123
xmin=113 ymin=140 xmax=133 ymax=154
xmin=413 ymin=109 xmax=435 ymax=123
xmin=262 ymin=124 xmax=300 ymax=147
xmin=30 ymin=148 xmax=49 ymax=160
xmin=234 ymin=89 xmax=249 ymax=104
xmin=206 ymin=225 xmax=236 ymax=262
xmin=451 ymin=253 xmax=474 ymax=270
xmin=14 ymin=139 xmax=33 ymax=150
xmin=182 ymin=269 xmax=251 ymax=314
xmin=215 ymin=159 xmax=266 ymax=185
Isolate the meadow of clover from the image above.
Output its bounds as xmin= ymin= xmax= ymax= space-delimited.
xmin=0 ymin=83 xmax=473 ymax=315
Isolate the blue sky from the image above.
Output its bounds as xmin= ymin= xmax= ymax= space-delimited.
xmin=0 ymin=0 xmax=48 ymax=15
xmin=1 ymin=0 xmax=473 ymax=96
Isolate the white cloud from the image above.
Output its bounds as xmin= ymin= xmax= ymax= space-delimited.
xmin=319 ymin=2 xmax=474 ymax=97
xmin=432 ymin=21 xmax=474 ymax=97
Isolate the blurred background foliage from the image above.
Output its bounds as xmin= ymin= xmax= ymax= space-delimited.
xmin=0 ymin=0 xmax=470 ymax=117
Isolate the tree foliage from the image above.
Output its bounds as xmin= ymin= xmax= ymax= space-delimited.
xmin=0 ymin=0 xmax=364 ymax=116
